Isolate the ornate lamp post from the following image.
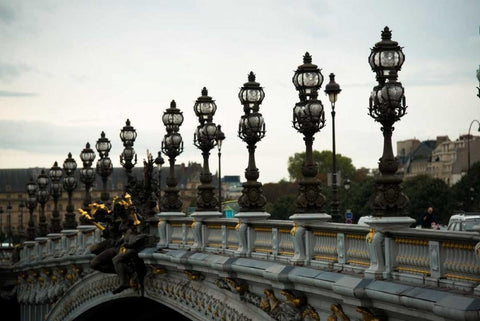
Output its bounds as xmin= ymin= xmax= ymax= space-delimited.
xmin=36 ymin=169 xmax=50 ymax=237
xmin=160 ymin=100 xmax=184 ymax=212
xmin=49 ymin=161 xmax=63 ymax=233
xmin=79 ymin=142 xmax=96 ymax=211
xmin=63 ymin=152 xmax=78 ymax=229
xmin=291 ymin=53 xmax=327 ymax=215
xmin=467 ymin=119 xmax=480 ymax=172
xmin=324 ymin=73 xmax=342 ymax=221
xmin=154 ymin=151 xmax=165 ymax=211
xmin=365 ymin=26 xmax=413 ymax=279
xmin=367 ymin=27 xmax=410 ymax=218
xmin=26 ymin=178 xmax=37 ymax=240
xmin=96 ymin=131 xmax=113 ymax=203
xmin=120 ymin=119 xmax=137 ymax=192
xmin=237 ymin=72 xmax=267 ymax=212
xmin=193 ymin=87 xmax=220 ymax=212
xmin=216 ymin=125 xmax=225 ymax=213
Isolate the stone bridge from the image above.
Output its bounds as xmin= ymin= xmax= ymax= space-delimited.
xmin=2 ymin=215 xmax=480 ymax=321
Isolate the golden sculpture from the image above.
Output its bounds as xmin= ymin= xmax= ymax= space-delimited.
xmin=235 ymin=220 xmax=242 ymax=231
xmin=184 ymin=270 xmax=203 ymax=281
xmin=327 ymin=304 xmax=350 ymax=321
xmin=366 ymin=228 xmax=375 ymax=243
xmin=281 ymin=289 xmax=305 ymax=308
xmin=290 ymin=223 xmax=298 ymax=236
xmin=356 ymin=307 xmax=386 ymax=321
xmin=226 ymin=278 xmax=248 ymax=295
xmin=78 ymin=208 xmax=106 ymax=231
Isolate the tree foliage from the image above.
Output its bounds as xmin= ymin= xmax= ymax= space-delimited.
xmin=451 ymin=161 xmax=480 ymax=212
xmin=287 ymin=150 xmax=356 ymax=183
xmin=402 ymin=175 xmax=452 ymax=224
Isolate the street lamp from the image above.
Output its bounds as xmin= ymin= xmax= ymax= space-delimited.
xmin=467 ymin=119 xmax=480 ymax=172
xmin=237 ymin=71 xmax=267 ymax=212
xmin=476 ymin=65 xmax=480 ymax=99
xmin=49 ymin=161 xmax=63 ymax=233
xmin=120 ymin=119 xmax=138 ymax=192
xmin=154 ymin=151 xmax=165 ymax=211
xmin=216 ymin=125 xmax=225 ymax=213
xmin=63 ymin=152 xmax=78 ymax=229
xmin=6 ymin=202 xmax=12 ymax=244
xmin=344 ymin=178 xmax=351 ymax=210
xmin=18 ymin=201 xmax=25 ymax=241
xmin=160 ymin=100 xmax=184 ymax=212
xmin=193 ymin=87 xmax=220 ymax=212
xmin=324 ymin=73 xmax=342 ymax=221
xmin=368 ymin=26 xmax=409 ymax=218
xmin=96 ymin=131 xmax=113 ymax=203
xmin=26 ymin=178 xmax=37 ymax=240
xmin=0 ymin=206 xmax=3 ymax=238
xmin=80 ymin=142 xmax=96 ymax=211
xmin=36 ymin=169 xmax=50 ymax=236
xmin=291 ymin=53 xmax=327 ymax=214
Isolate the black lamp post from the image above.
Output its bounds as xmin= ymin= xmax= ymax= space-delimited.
xmin=154 ymin=151 xmax=165 ymax=211
xmin=6 ymin=202 xmax=12 ymax=244
xmin=368 ymin=26 xmax=409 ymax=217
xmin=467 ymin=119 xmax=480 ymax=172
xmin=160 ymin=100 xmax=184 ymax=212
xmin=238 ymin=72 xmax=267 ymax=212
xmin=36 ymin=169 xmax=50 ymax=237
xmin=216 ymin=125 xmax=225 ymax=213
xmin=0 ymin=206 xmax=3 ymax=237
xmin=476 ymin=65 xmax=480 ymax=99
xmin=63 ymin=152 xmax=78 ymax=229
xmin=96 ymin=131 xmax=113 ymax=203
xmin=344 ymin=178 xmax=351 ymax=212
xmin=120 ymin=119 xmax=138 ymax=192
xmin=193 ymin=87 xmax=220 ymax=212
xmin=80 ymin=142 xmax=96 ymax=211
xmin=49 ymin=161 xmax=63 ymax=233
xmin=324 ymin=73 xmax=342 ymax=221
xmin=292 ymin=53 xmax=327 ymax=214
xmin=26 ymin=178 xmax=37 ymax=240
xmin=18 ymin=201 xmax=25 ymax=240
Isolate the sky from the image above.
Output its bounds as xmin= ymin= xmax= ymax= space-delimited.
xmin=0 ymin=0 xmax=479 ymax=184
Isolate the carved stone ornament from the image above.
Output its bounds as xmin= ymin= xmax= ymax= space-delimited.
xmin=327 ymin=304 xmax=350 ymax=321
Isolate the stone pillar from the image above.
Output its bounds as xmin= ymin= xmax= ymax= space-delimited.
xmin=289 ymin=213 xmax=331 ymax=265
xmin=234 ymin=212 xmax=270 ymax=257
xmin=156 ymin=212 xmax=185 ymax=249
xmin=190 ymin=211 xmax=222 ymax=251
xmin=364 ymin=216 xmax=414 ymax=279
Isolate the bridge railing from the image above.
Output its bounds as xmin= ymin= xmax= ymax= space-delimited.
xmin=157 ymin=216 xmax=480 ymax=294
xmin=10 ymin=216 xmax=480 ymax=294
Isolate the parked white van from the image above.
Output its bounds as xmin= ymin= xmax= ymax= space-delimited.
xmin=447 ymin=213 xmax=480 ymax=231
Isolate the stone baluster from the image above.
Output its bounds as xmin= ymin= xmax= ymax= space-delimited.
xmin=77 ymin=225 xmax=96 ymax=255
xmin=62 ymin=229 xmax=79 ymax=255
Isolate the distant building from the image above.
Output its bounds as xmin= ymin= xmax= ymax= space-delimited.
xmin=0 ymin=163 xmax=203 ymax=236
xmin=397 ymin=135 xmax=480 ymax=186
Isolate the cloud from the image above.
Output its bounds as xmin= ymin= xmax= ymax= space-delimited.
xmin=0 ymin=90 xmax=37 ymax=97
xmin=0 ymin=63 xmax=31 ymax=82
xmin=0 ymin=3 xmax=15 ymax=24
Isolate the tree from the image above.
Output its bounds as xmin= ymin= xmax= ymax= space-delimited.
xmin=266 ymin=195 xmax=297 ymax=220
xmin=451 ymin=161 xmax=480 ymax=212
xmin=346 ymin=176 xmax=375 ymax=222
xmin=402 ymin=175 xmax=452 ymax=225
xmin=287 ymin=150 xmax=356 ymax=184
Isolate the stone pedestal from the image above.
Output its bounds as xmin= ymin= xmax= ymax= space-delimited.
xmin=156 ymin=212 xmax=185 ymax=249
xmin=234 ymin=212 xmax=270 ymax=257
xmin=364 ymin=216 xmax=415 ymax=279
xmin=289 ymin=213 xmax=331 ymax=265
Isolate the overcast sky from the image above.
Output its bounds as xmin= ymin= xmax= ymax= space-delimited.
xmin=1 ymin=0 xmax=479 ymax=183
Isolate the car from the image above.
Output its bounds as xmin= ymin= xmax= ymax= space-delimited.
xmin=447 ymin=212 xmax=480 ymax=231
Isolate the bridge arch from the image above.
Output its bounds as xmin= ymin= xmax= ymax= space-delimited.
xmin=45 ymin=270 xmax=271 ymax=321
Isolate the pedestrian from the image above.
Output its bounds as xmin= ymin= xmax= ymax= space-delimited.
xmin=421 ymin=206 xmax=439 ymax=229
